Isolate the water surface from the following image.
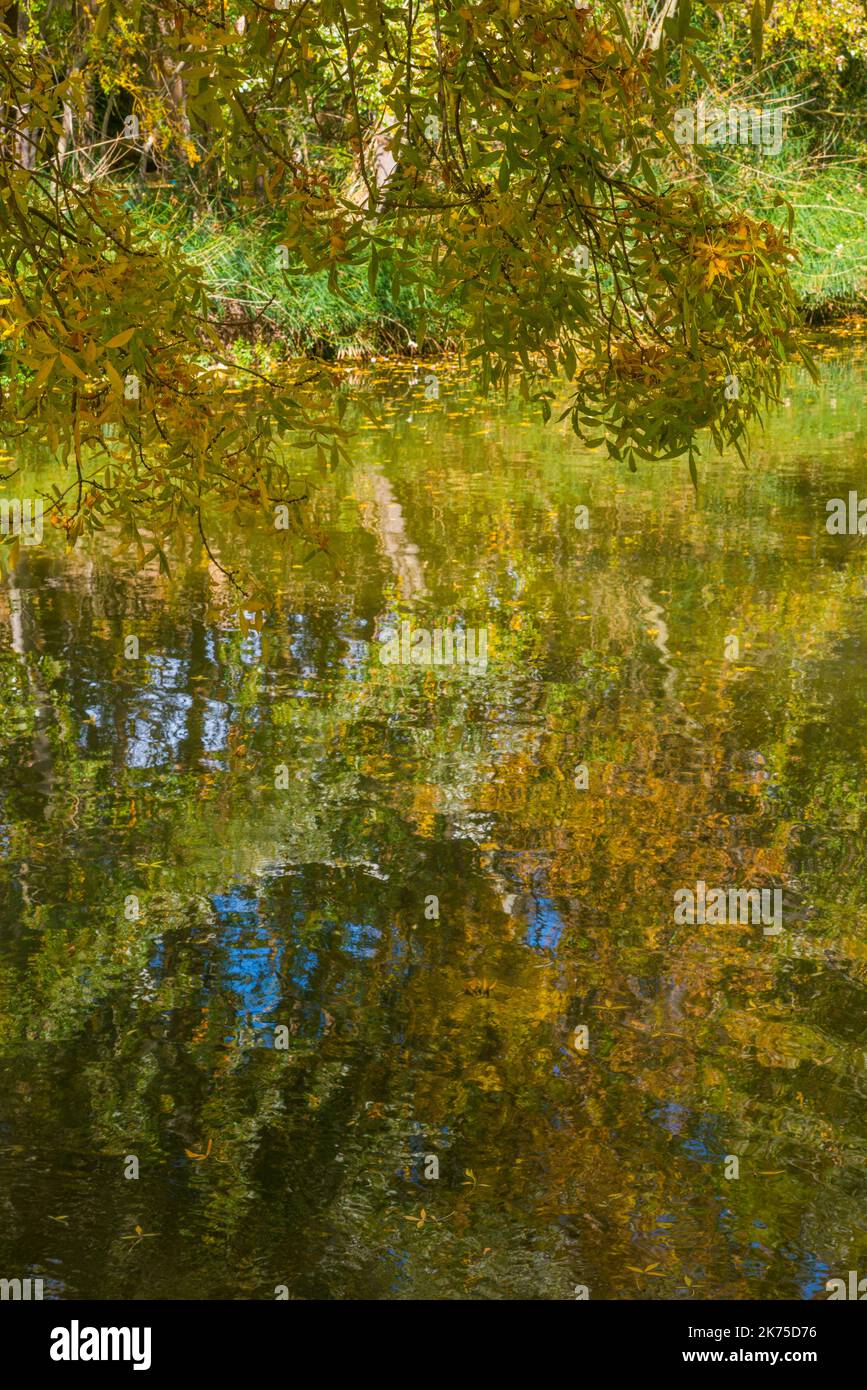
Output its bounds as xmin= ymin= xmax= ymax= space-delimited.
xmin=1 ymin=347 xmax=866 ymax=1299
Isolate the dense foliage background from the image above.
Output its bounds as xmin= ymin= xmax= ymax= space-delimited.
xmin=0 ymin=0 xmax=844 ymax=584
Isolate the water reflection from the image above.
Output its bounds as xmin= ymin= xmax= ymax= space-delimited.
xmin=0 ymin=349 xmax=866 ymax=1299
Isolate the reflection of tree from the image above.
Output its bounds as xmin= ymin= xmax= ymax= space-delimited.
xmin=1 ymin=368 xmax=866 ymax=1297
xmin=356 ymin=466 xmax=427 ymax=604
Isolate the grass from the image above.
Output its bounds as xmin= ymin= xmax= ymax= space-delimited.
xmin=709 ymin=149 xmax=867 ymax=319
xmin=127 ymin=194 xmax=457 ymax=358
xmin=127 ymin=144 xmax=867 ymax=363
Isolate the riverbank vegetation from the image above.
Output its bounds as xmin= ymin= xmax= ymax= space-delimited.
xmin=0 ymin=0 xmax=861 ymax=584
xmin=97 ymin=2 xmax=867 ymax=351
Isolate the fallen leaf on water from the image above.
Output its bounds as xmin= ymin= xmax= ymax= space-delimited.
xmin=121 ymin=1225 xmax=158 ymax=1245
xmin=402 ymin=1207 xmax=436 ymax=1228
xmin=185 ymin=1138 xmax=213 ymax=1161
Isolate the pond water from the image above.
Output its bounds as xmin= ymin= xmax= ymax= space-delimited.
xmin=1 ymin=345 xmax=866 ymax=1300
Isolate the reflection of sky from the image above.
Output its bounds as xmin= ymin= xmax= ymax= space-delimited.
xmin=123 ymin=658 xmax=195 ymax=767
xmin=283 ymin=609 xmax=372 ymax=681
xmin=201 ymin=700 xmax=230 ymax=752
xmin=343 ymin=637 xmax=370 ymax=679
xmin=652 ymin=1108 xmax=829 ymax=1297
xmin=287 ymin=616 xmax=317 ymax=678
xmin=81 ymin=702 xmax=102 ymax=735
xmin=126 ymin=700 xmax=192 ymax=767
xmin=341 ymin=921 xmax=381 ymax=958
xmin=146 ymin=883 xmax=334 ymax=1043
xmin=523 ymin=896 xmax=564 ymax=952
xmin=146 ymin=655 xmax=185 ymax=688
xmin=123 ymin=686 xmax=230 ymax=768
xmin=802 ymin=1257 xmax=830 ymax=1300
xmin=211 ymin=888 xmax=282 ymax=1033
xmin=388 ymin=924 xmax=408 ymax=965
xmin=651 ymin=1100 xmax=723 ymax=1159
xmin=292 ymin=946 xmax=318 ymax=992
xmin=239 ymin=627 xmax=262 ymax=666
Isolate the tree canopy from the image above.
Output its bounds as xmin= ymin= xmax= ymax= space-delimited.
xmin=0 ymin=0 xmax=814 ymax=588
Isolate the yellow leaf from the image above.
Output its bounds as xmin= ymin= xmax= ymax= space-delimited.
xmin=59 ymin=352 xmax=87 ymax=381
xmin=105 ymin=328 xmax=135 ymax=349
xmin=31 ymin=355 xmax=57 ymax=389
xmin=105 ymin=362 xmax=124 ymax=395
xmin=185 ymin=1137 xmax=214 ymax=1161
